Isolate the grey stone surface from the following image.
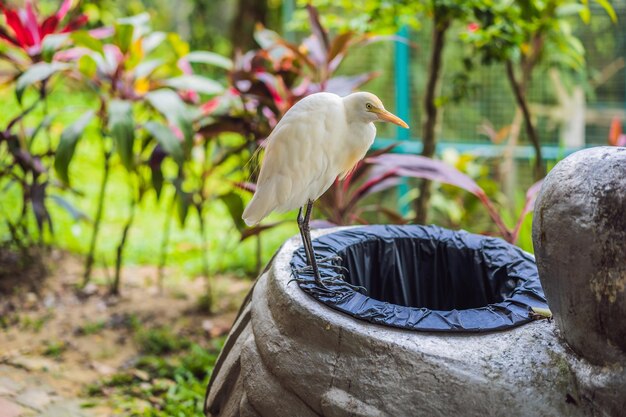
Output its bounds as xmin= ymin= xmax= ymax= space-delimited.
xmin=533 ymin=146 xmax=626 ymax=365
xmin=0 ymin=367 xmax=98 ymax=417
xmin=15 ymin=388 xmax=52 ymax=412
xmin=206 ymin=226 xmax=626 ymax=417
xmin=532 ymin=146 xmax=626 ymax=417
xmin=0 ymin=397 xmax=28 ymax=417
xmin=0 ymin=376 xmax=20 ymax=397
xmin=38 ymin=400 xmax=89 ymax=417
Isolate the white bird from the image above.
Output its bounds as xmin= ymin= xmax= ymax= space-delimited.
xmin=243 ymin=92 xmax=409 ymax=286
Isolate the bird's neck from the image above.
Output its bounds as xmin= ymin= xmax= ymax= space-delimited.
xmin=347 ymin=121 xmax=376 ymax=147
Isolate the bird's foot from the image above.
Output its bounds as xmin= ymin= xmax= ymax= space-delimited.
xmin=289 ymin=271 xmax=366 ymax=295
xmin=318 ymin=275 xmax=367 ymax=294
xmin=294 ymin=255 xmax=347 ymax=275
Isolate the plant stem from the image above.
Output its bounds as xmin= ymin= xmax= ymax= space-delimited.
xmin=111 ymin=181 xmax=137 ymax=296
xmin=415 ymin=18 xmax=450 ymax=224
xmin=256 ymin=233 xmax=262 ymax=274
xmin=157 ymin=193 xmax=176 ymax=293
xmin=198 ymin=205 xmax=212 ymax=313
xmin=478 ymin=193 xmax=513 ymax=243
xmin=83 ymin=152 xmax=110 ymax=287
xmin=505 ymin=59 xmax=544 ymax=180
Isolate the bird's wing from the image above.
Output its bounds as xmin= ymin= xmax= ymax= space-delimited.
xmin=243 ymin=95 xmax=345 ymax=223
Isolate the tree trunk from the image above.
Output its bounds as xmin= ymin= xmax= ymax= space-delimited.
xmin=231 ymin=0 xmax=268 ymax=52
xmin=414 ymin=19 xmax=450 ymax=224
xmin=505 ymin=60 xmax=545 ymax=180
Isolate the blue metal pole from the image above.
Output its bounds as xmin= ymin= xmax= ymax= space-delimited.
xmin=394 ymin=26 xmax=411 ymax=215
xmin=395 ymin=26 xmax=411 ymax=141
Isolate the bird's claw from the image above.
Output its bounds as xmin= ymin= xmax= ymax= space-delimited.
xmin=289 ymin=271 xmax=367 ymax=295
xmin=294 ymin=255 xmax=346 ymax=274
xmin=319 ymin=276 xmax=367 ymax=294
xmin=295 ymin=263 xmax=348 ymax=274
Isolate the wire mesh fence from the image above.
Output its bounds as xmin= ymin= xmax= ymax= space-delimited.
xmin=337 ymin=5 xmax=625 ymax=151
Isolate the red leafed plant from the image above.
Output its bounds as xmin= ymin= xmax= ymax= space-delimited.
xmin=315 ymin=144 xmax=405 ymax=226
xmin=368 ymin=153 xmax=543 ymax=244
xmin=0 ymin=0 xmax=87 ymax=58
xmin=198 ymin=4 xmax=384 ymax=146
xmin=199 ymin=5 xmax=395 ymax=246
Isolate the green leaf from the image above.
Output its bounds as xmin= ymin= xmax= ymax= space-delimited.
xmin=174 ymin=181 xmax=192 ymax=226
xmin=78 ymin=54 xmax=98 ymax=78
xmin=164 ymin=75 xmax=224 ymax=95
xmin=142 ymin=31 xmax=166 ymax=54
xmin=579 ymin=5 xmax=591 ymax=24
xmin=29 ymin=114 xmax=55 ymax=147
xmin=49 ymin=195 xmax=90 ymax=222
xmin=594 ymin=0 xmax=617 ymax=22
xmin=219 ymin=192 xmax=246 ymax=232
xmin=134 ymin=59 xmax=162 ymax=78
xmin=113 ymin=23 xmax=134 ymax=54
xmin=556 ymin=4 xmax=585 ymax=18
xmin=16 ymin=62 xmax=67 ymax=103
xmin=253 ymin=26 xmax=282 ymax=49
xmin=54 ymin=110 xmax=95 ymax=186
xmin=117 ymin=13 xmax=150 ymax=28
xmin=145 ymin=89 xmax=194 ymax=153
xmin=108 ymin=100 xmax=135 ymax=171
xmin=41 ymin=34 xmax=68 ymax=62
xmin=166 ymin=32 xmax=190 ymax=58
xmin=184 ymin=51 xmax=233 ymax=70
xmin=151 ymin=164 xmax=164 ymax=199
xmin=71 ymin=30 xmax=104 ymax=54
xmin=145 ymin=121 xmax=184 ymax=166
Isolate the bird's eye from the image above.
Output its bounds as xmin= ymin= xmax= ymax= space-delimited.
xmin=366 ymin=103 xmax=373 ymax=110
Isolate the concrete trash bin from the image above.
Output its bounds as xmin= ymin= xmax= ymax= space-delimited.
xmin=289 ymin=225 xmax=547 ymax=332
xmin=206 ymin=223 xmax=625 ymax=416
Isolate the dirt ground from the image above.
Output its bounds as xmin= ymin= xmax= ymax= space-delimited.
xmin=0 ymin=250 xmax=252 ymax=416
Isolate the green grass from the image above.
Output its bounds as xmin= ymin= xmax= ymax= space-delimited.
xmin=43 ymin=339 xmax=67 ymax=358
xmin=85 ymin=328 xmax=223 ymax=416
xmin=77 ymin=320 xmax=107 ymax=336
xmin=135 ymin=326 xmax=191 ymax=355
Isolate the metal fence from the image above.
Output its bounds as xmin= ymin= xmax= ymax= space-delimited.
xmin=314 ymin=4 xmax=626 ymax=158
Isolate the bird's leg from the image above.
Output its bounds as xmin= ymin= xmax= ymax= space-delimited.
xmin=297 ymin=203 xmax=323 ymax=285
xmin=294 ymin=201 xmax=365 ymax=294
xmin=296 ymin=207 xmax=315 ymax=269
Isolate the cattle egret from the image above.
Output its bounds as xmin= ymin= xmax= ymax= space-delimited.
xmin=243 ymin=92 xmax=409 ymax=288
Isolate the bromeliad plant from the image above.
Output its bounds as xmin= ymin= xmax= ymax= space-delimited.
xmin=0 ymin=0 xmax=87 ymax=63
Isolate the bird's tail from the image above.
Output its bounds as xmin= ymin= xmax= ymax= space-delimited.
xmin=242 ymin=189 xmax=275 ymax=226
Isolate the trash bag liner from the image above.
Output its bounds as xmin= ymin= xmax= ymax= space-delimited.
xmin=290 ymin=225 xmax=548 ymax=332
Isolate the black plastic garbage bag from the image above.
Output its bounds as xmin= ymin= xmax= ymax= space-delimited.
xmin=290 ymin=225 xmax=548 ymax=332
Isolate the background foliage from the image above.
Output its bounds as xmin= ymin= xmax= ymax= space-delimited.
xmin=1 ymin=0 xmax=622 ymax=414
xmin=1 ymin=0 xmax=620 ymax=284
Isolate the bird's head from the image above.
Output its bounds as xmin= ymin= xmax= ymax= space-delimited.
xmin=343 ymin=92 xmax=409 ymax=129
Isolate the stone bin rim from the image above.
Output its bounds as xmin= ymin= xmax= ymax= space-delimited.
xmin=290 ymin=224 xmax=548 ymax=332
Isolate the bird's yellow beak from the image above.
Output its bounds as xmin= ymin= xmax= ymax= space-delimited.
xmin=371 ymin=108 xmax=409 ymax=129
